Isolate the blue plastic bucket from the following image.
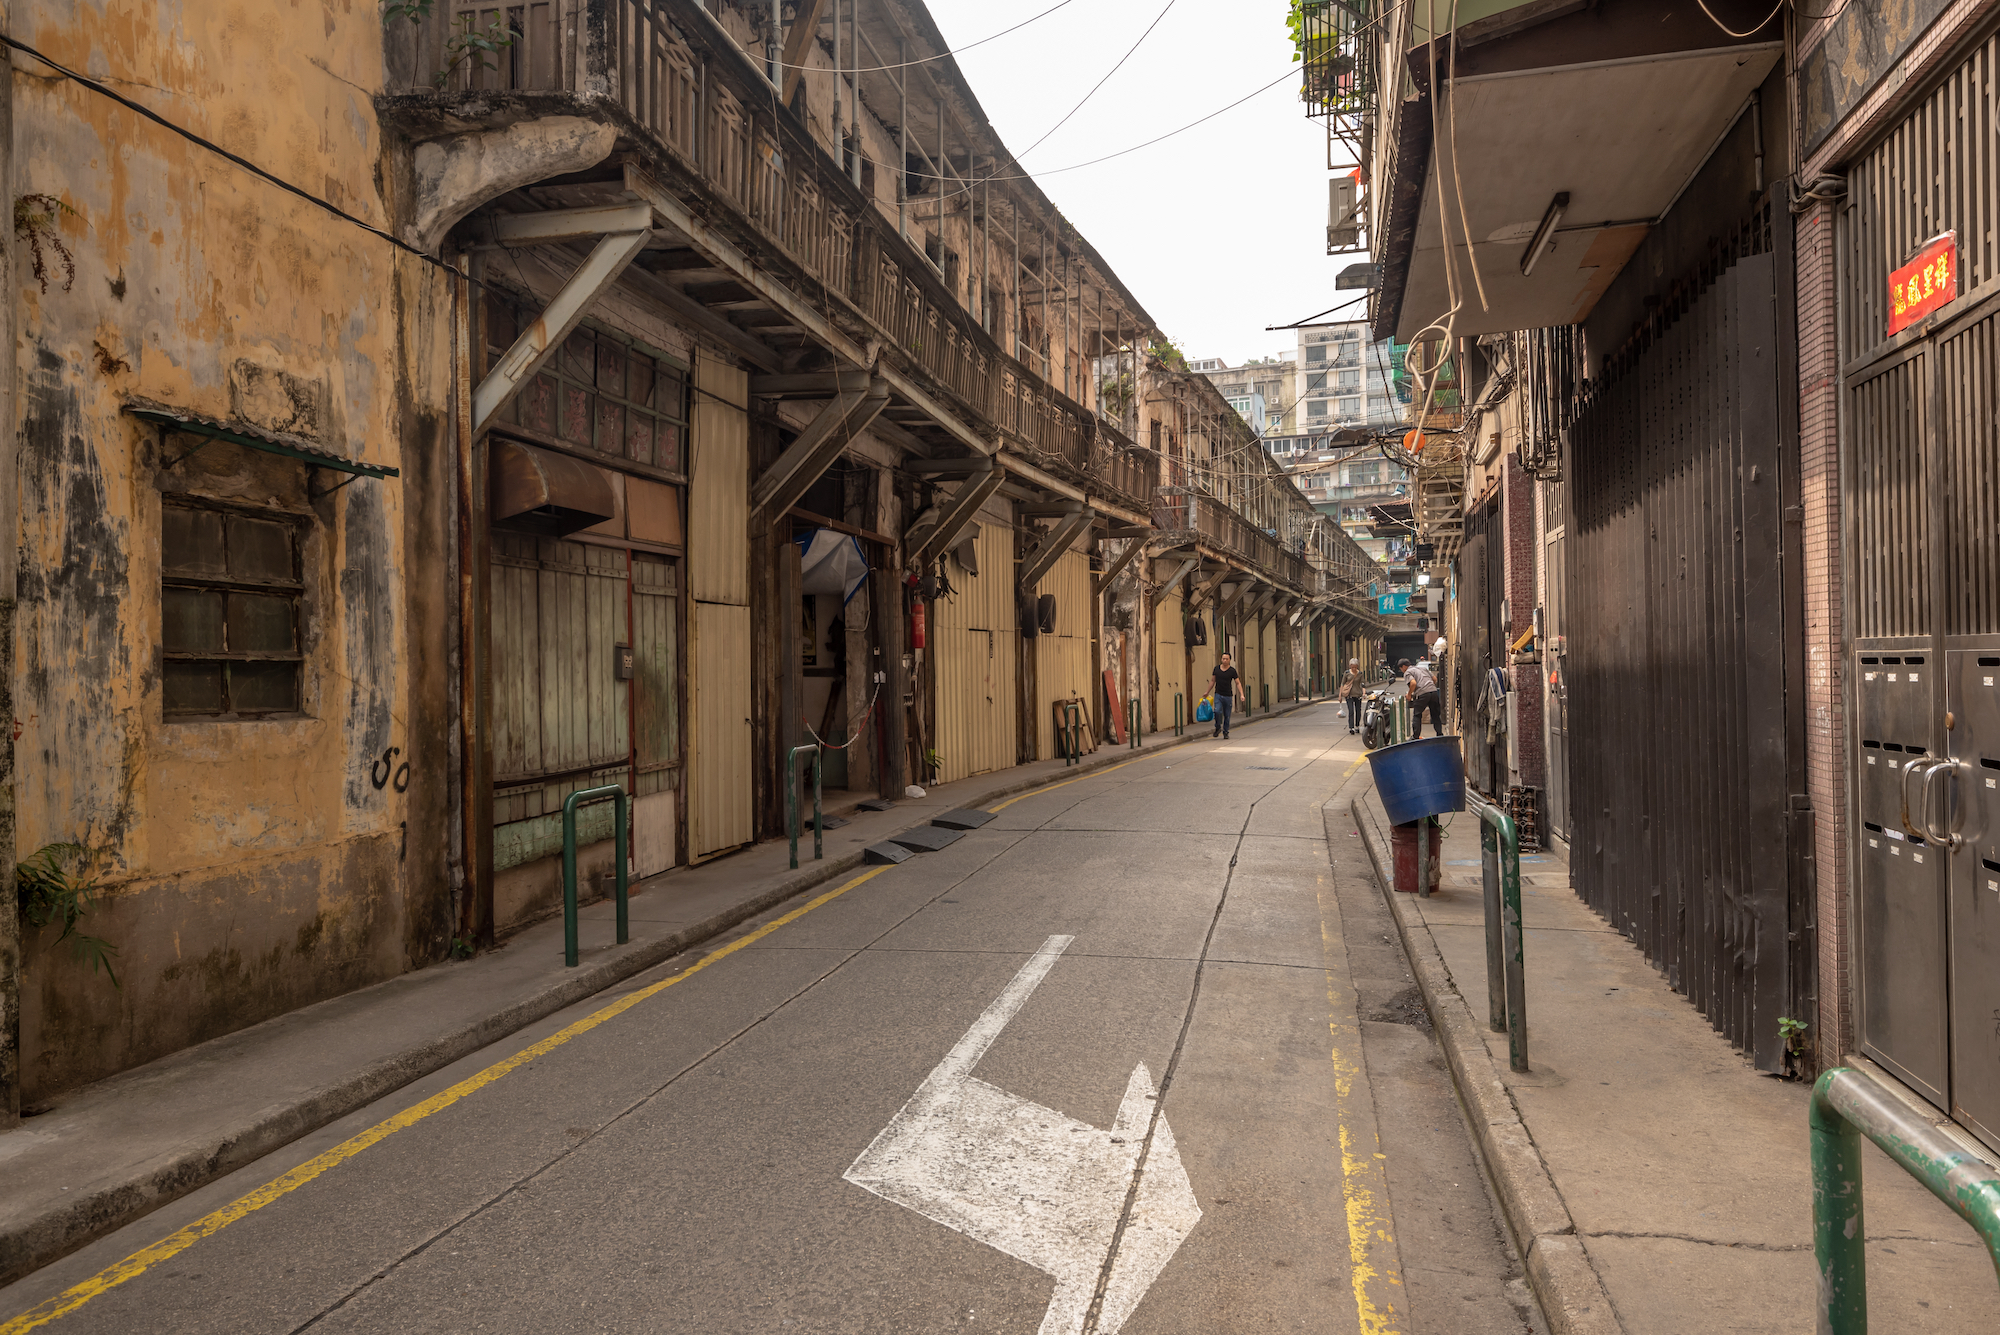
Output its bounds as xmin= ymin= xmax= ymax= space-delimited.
xmin=1366 ymin=736 xmax=1467 ymax=825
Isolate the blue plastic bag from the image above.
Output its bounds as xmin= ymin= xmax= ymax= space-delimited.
xmin=1194 ymin=695 xmax=1214 ymax=723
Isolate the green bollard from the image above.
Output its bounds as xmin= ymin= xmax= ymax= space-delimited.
xmin=561 ymin=784 xmax=628 ymax=968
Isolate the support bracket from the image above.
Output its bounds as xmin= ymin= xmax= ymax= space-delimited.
xmin=916 ymin=464 xmax=1003 ymax=567
xmin=1150 ymin=555 xmax=1199 ymax=606
xmin=1018 ymin=504 xmax=1094 ymax=593
xmin=1092 ymin=532 xmax=1146 ymax=595
xmin=472 ymin=221 xmax=652 ymax=435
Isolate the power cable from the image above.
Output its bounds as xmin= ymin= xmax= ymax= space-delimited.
xmin=1 ymin=32 xmax=463 ymax=278
xmin=866 ymin=64 xmax=1297 ymax=185
xmin=1694 ymin=0 xmax=1786 ymax=37
xmin=775 ymin=0 xmax=1081 ymax=71
xmin=1012 ymin=0 xmax=1178 ymax=160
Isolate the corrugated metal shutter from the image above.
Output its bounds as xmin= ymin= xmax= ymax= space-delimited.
xmin=1033 ymin=547 xmax=1093 ymax=759
xmin=632 ymin=554 xmax=679 ymax=876
xmin=688 ymin=356 xmax=751 ymax=858
xmin=1154 ymin=587 xmax=1186 ymax=732
xmin=933 ymin=519 xmax=1017 ymax=782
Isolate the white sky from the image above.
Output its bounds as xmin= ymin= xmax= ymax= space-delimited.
xmin=924 ymin=0 xmax=1359 ymax=368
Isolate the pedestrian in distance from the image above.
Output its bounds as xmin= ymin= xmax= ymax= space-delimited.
xmin=1338 ymin=658 xmax=1364 ymax=734
xmin=1207 ymin=653 xmax=1246 ymax=739
xmin=1400 ymin=657 xmax=1443 ymax=737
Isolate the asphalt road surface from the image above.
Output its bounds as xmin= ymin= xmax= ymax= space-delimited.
xmin=1 ymin=704 xmax=1541 ymax=1335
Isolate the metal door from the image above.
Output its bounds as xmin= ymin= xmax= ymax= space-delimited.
xmin=688 ymin=356 xmax=751 ymax=859
xmin=934 ymin=519 xmax=1018 ymax=782
xmin=1945 ymin=650 xmax=2000 ymax=1146
xmin=1033 ymin=548 xmax=1092 ymax=760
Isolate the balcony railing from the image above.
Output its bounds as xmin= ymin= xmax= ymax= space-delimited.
xmin=431 ymin=0 xmax=1138 ymax=499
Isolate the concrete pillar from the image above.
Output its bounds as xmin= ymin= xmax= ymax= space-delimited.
xmin=1 ymin=6 xmax=20 ymax=1126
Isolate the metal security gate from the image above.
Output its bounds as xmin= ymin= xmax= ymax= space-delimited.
xmin=1844 ymin=26 xmax=2000 ymax=1146
xmin=1566 ymin=237 xmax=1808 ymax=1070
xmin=1543 ymin=477 xmax=1570 ymax=844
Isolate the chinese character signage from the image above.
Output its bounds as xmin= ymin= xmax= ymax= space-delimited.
xmin=1888 ymin=232 xmax=1957 ymax=336
xmin=1378 ymin=589 xmax=1410 ymax=614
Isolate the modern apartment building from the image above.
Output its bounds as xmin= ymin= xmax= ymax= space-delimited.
xmin=1189 ymin=354 xmax=1298 ymax=436
xmin=1295 ymin=320 xmax=1400 ymax=430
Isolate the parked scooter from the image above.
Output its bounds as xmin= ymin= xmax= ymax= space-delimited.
xmin=1361 ymin=683 xmax=1394 ymax=750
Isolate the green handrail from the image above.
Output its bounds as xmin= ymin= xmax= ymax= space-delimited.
xmin=1465 ymin=784 xmax=1526 ymax=1072
xmin=1261 ymin=682 xmax=1270 ymax=711
xmin=1173 ymin=692 xmax=1184 ymax=737
xmin=1127 ymin=698 xmax=1140 ymax=750
xmin=1061 ymin=700 xmax=1082 ymax=766
xmin=787 ymin=743 xmax=822 ymax=870
xmin=1812 ymin=1067 xmax=2000 ymax=1332
xmin=561 ymin=784 xmax=629 ymax=968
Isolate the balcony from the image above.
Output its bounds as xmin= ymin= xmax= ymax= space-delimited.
xmin=391 ymin=0 xmax=1146 ymax=510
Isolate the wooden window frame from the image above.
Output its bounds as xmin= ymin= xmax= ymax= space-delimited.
xmin=160 ymin=497 xmax=309 ymax=721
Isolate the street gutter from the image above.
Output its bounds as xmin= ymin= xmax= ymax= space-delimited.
xmin=1349 ymin=789 xmax=1624 ymax=1335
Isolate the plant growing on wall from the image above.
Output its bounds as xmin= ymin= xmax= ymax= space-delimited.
xmin=382 ymin=0 xmax=519 ymax=89
xmin=14 ymin=194 xmax=77 ymax=295
xmin=17 ymin=842 xmax=119 ymax=987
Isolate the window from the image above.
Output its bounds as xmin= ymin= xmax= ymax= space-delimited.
xmin=488 ymin=305 xmax=690 ymax=474
xmin=162 ymin=502 xmax=304 ymax=718
xmin=1337 ymin=370 xmax=1360 ymax=388
xmin=1336 ymin=397 xmax=1361 ymax=416
xmin=1307 ymin=398 xmax=1329 ymax=418
xmin=1306 ymin=344 xmax=1328 ymax=364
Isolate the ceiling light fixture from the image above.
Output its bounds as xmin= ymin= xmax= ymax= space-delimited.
xmin=1519 ymin=191 xmax=1570 ymax=277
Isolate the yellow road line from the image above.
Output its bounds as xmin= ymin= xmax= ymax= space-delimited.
xmin=984 ymin=755 xmax=1143 ymax=813
xmin=1316 ymin=875 xmax=1405 ymax=1334
xmin=0 ymin=865 xmax=894 ymax=1335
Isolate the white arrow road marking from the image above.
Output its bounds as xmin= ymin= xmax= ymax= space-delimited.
xmin=844 ymin=935 xmax=1201 ymax=1335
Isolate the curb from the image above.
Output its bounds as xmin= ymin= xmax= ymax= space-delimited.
xmin=1348 ymin=793 xmax=1623 ymax=1335
xmin=1 ymin=698 xmax=1328 ymax=1285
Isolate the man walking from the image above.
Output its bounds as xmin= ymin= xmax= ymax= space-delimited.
xmin=1207 ymin=653 xmax=1246 ymax=739
xmin=1401 ymin=657 xmax=1443 ymax=737
xmin=1338 ymin=658 xmax=1364 ymax=734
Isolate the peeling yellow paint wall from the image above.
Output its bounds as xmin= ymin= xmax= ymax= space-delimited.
xmin=14 ymin=0 xmax=455 ymax=1100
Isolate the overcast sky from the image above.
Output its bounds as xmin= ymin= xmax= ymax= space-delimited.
xmin=924 ymin=0 xmax=1356 ymax=367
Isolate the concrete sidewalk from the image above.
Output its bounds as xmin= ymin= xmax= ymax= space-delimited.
xmin=1350 ymin=785 xmax=1998 ymax=1335
xmin=0 ymin=695 xmax=1321 ymax=1286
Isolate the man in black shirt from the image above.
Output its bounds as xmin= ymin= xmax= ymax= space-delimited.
xmin=1207 ymin=653 xmax=1246 ymax=739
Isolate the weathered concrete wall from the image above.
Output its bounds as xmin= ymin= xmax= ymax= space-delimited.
xmin=13 ymin=0 xmax=454 ymax=1102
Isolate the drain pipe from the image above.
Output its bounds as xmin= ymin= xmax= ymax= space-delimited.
xmin=1751 ymin=89 xmax=1764 ymax=194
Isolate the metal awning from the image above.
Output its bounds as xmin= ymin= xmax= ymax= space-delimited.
xmin=1378 ymin=4 xmax=1781 ymax=342
xmin=124 ymin=399 xmax=399 ymax=479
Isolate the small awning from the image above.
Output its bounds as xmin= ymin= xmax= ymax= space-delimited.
xmin=124 ymin=398 xmax=398 ymax=479
xmin=490 ymin=439 xmax=616 ymax=536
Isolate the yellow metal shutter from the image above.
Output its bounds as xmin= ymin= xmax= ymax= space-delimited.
xmin=1033 ymin=548 xmax=1093 ymax=759
xmin=932 ymin=519 xmax=1018 ymax=782
xmin=687 ymin=357 xmax=752 ymax=859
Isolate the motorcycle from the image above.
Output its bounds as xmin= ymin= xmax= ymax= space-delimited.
xmin=1360 ymin=684 xmax=1394 ymax=750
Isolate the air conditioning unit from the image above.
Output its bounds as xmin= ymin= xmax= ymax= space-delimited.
xmin=1327 ymin=176 xmax=1363 ymax=252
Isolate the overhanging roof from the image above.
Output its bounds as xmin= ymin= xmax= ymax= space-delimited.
xmin=1392 ymin=43 xmax=1778 ymax=342
xmin=125 ymin=399 xmax=399 ymax=479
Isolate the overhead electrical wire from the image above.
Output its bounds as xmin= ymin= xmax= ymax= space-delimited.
xmin=774 ymin=0 xmax=1082 ymax=72
xmin=1010 ymin=0 xmax=1178 ymax=160
xmin=1694 ymin=0 xmax=1786 ymax=37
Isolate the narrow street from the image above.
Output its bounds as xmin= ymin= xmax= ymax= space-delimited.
xmin=1 ymin=706 xmax=1536 ymax=1335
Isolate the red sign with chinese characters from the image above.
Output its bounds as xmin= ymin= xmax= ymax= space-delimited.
xmin=1889 ymin=232 xmax=1957 ymax=335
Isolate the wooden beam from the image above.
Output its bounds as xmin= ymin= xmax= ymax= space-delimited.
xmin=1092 ymin=533 xmax=1145 ymax=596
xmin=1150 ymin=555 xmax=1198 ymax=606
xmin=779 ymin=0 xmax=830 ymax=104
xmin=1018 ymin=506 xmax=1093 ymax=592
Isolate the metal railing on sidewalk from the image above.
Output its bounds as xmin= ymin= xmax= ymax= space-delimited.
xmin=1811 ymin=1067 xmax=2000 ymax=1332
xmin=787 ymin=744 xmax=823 ymax=870
xmin=561 ymin=784 xmax=629 ymax=968
xmin=1465 ymin=785 xmax=1527 ymax=1072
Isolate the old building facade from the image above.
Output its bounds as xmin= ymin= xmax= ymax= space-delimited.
xmin=0 ymin=0 xmax=1383 ymax=1118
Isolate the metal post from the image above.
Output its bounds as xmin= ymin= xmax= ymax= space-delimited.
xmin=1466 ymin=785 xmax=1526 ymax=1071
xmin=1811 ymin=1067 xmax=2000 ymax=1333
xmin=1480 ymin=820 xmax=1506 ymax=1033
xmin=787 ymin=743 xmax=823 ymax=869
xmin=1174 ymin=692 xmax=1183 ymax=737
xmin=561 ymin=784 xmax=629 ymax=968
xmin=1128 ymin=698 xmax=1140 ymax=750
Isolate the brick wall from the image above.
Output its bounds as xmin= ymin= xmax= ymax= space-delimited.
xmin=1503 ymin=454 xmax=1544 ymax=790
xmin=1796 ymin=198 xmax=1851 ymax=1068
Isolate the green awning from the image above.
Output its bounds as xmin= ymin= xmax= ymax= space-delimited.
xmin=124 ymin=398 xmax=399 ymax=479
